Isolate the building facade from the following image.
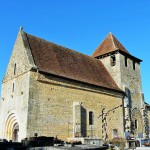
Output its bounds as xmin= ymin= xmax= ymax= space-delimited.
xmin=0 ymin=28 xmax=147 ymax=142
xmin=92 ymin=33 xmax=146 ymax=138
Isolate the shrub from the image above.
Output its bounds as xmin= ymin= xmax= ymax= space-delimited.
xmin=110 ymin=138 xmax=126 ymax=149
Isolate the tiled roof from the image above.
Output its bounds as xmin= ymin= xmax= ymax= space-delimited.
xmin=22 ymin=31 xmax=122 ymax=92
xmin=92 ymin=33 xmax=130 ymax=58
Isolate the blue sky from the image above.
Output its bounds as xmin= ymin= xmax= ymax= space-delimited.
xmin=0 ymin=0 xmax=150 ymax=103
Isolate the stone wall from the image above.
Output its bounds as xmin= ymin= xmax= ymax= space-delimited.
xmin=0 ymin=29 xmax=34 ymax=141
xmin=100 ymin=52 xmax=145 ymax=137
xmin=120 ymin=54 xmax=143 ymax=107
xmin=120 ymin=54 xmax=144 ymax=136
xmin=0 ymin=72 xmax=30 ymax=141
xmin=27 ymin=71 xmax=124 ymax=141
xmin=100 ymin=53 xmax=122 ymax=88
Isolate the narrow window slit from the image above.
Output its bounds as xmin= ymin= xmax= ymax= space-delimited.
xmin=110 ymin=55 xmax=116 ymax=66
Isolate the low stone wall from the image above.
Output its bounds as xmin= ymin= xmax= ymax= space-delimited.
xmin=28 ymin=145 xmax=107 ymax=150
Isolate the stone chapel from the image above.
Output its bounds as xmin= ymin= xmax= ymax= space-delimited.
xmin=0 ymin=28 xmax=148 ymax=142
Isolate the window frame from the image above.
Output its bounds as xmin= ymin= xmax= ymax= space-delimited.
xmin=89 ymin=111 xmax=94 ymax=125
xmin=110 ymin=55 xmax=116 ymax=67
xmin=125 ymin=56 xmax=128 ymax=67
xmin=135 ymin=120 xmax=138 ymax=129
xmin=14 ymin=63 xmax=16 ymax=75
xmin=133 ymin=61 xmax=135 ymax=70
xmin=12 ymin=83 xmax=15 ymax=92
xmin=113 ymin=129 xmax=118 ymax=138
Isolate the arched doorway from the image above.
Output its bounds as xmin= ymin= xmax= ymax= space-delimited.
xmin=12 ymin=123 xmax=19 ymax=142
xmin=4 ymin=113 xmax=19 ymax=142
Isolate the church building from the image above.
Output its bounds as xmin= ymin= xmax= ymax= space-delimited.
xmin=0 ymin=28 xmax=147 ymax=142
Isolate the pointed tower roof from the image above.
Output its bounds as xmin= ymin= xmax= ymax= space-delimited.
xmin=92 ymin=33 xmax=130 ymax=58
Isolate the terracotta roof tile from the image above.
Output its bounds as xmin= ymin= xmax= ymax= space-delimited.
xmin=24 ymin=32 xmax=122 ymax=92
xmin=92 ymin=33 xmax=130 ymax=58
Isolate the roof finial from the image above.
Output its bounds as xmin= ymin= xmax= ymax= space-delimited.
xmin=20 ymin=26 xmax=23 ymax=30
xmin=109 ymin=32 xmax=112 ymax=34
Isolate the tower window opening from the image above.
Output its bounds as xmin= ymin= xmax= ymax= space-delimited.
xmin=125 ymin=56 xmax=128 ymax=67
xmin=142 ymin=93 xmax=144 ymax=101
xmin=125 ymin=87 xmax=131 ymax=109
xmin=135 ymin=120 xmax=138 ymax=129
xmin=133 ymin=61 xmax=135 ymax=70
xmin=89 ymin=111 xmax=94 ymax=125
xmin=110 ymin=55 xmax=116 ymax=66
xmin=125 ymin=87 xmax=129 ymax=97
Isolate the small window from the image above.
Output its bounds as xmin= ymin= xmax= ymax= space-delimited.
xmin=125 ymin=56 xmax=128 ymax=67
xmin=135 ymin=120 xmax=138 ymax=129
xmin=12 ymin=83 xmax=15 ymax=92
xmin=113 ymin=129 xmax=118 ymax=138
xmin=110 ymin=55 xmax=116 ymax=66
xmin=142 ymin=93 xmax=144 ymax=101
xmin=125 ymin=87 xmax=129 ymax=97
xmin=14 ymin=63 xmax=16 ymax=75
xmin=125 ymin=87 xmax=131 ymax=108
xmin=89 ymin=111 xmax=94 ymax=125
xmin=133 ymin=61 xmax=135 ymax=70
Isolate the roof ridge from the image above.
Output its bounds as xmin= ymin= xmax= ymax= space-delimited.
xmin=110 ymin=33 xmax=118 ymax=50
xmin=26 ymin=32 xmax=113 ymax=64
xmin=25 ymin=32 xmax=92 ymax=59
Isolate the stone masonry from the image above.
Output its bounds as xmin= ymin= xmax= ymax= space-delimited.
xmin=94 ymin=33 xmax=146 ymax=138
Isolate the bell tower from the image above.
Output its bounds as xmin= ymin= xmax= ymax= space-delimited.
xmin=92 ymin=33 xmax=146 ymax=138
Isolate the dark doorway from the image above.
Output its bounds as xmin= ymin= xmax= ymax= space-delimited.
xmin=12 ymin=124 xmax=19 ymax=142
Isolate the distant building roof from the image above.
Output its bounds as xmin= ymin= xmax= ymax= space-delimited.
xmin=22 ymin=30 xmax=123 ymax=93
